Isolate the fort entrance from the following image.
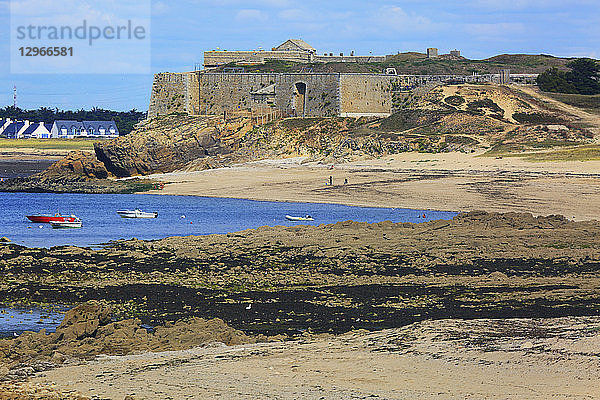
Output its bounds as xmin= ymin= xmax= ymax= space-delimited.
xmin=294 ymin=82 xmax=307 ymax=117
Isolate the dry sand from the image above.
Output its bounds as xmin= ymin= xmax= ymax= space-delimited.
xmin=144 ymin=152 xmax=600 ymax=221
xmin=23 ymin=317 xmax=600 ymax=399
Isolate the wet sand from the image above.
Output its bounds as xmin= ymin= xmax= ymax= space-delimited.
xmin=145 ymin=151 xmax=600 ymax=221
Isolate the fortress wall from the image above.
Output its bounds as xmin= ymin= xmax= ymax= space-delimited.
xmin=204 ymin=51 xmax=313 ymax=67
xmin=313 ymin=55 xmax=386 ymax=63
xmin=339 ymin=74 xmax=393 ymax=117
xmin=197 ymin=73 xmax=340 ymax=117
xmin=148 ymin=72 xmax=192 ymax=118
xmin=148 ymin=71 xmax=536 ymax=119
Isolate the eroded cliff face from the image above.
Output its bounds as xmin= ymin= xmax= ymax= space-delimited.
xmin=94 ymin=115 xmax=235 ymax=177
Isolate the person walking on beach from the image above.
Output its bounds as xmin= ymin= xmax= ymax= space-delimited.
xmin=329 ymin=176 xmax=333 ymax=186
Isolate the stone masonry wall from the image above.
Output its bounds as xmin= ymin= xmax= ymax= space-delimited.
xmin=339 ymin=75 xmax=393 ymax=117
xmin=197 ymin=73 xmax=340 ymax=117
xmin=148 ymin=73 xmax=191 ymax=118
xmin=204 ymin=51 xmax=313 ymax=68
xmin=148 ymin=71 xmax=538 ymax=119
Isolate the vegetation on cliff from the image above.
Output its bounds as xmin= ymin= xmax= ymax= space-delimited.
xmin=216 ymin=53 xmax=574 ymax=75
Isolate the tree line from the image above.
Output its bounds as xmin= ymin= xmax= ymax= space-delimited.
xmin=537 ymin=58 xmax=600 ymax=95
xmin=0 ymin=106 xmax=146 ymax=135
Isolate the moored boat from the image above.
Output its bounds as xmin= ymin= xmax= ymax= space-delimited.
xmin=285 ymin=215 xmax=315 ymax=221
xmin=49 ymin=219 xmax=82 ymax=229
xmin=117 ymin=209 xmax=158 ymax=219
xmin=26 ymin=214 xmax=78 ymax=224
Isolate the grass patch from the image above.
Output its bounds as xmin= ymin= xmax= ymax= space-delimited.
xmin=0 ymin=139 xmax=95 ymax=151
xmin=518 ymin=145 xmax=600 ymax=162
xmin=280 ymin=118 xmax=324 ymax=129
xmin=482 ymin=140 xmax=582 ymax=157
xmin=544 ymin=92 xmax=600 ymax=115
xmin=466 ymin=99 xmax=504 ymax=117
xmin=512 ymin=112 xmax=565 ymax=124
xmin=482 ymin=143 xmax=526 ymax=156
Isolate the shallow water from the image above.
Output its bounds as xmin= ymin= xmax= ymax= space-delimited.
xmin=0 ymin=192 xmax=458 ymax=248
xmin=0 ymin=307 xmax=65 ymax=337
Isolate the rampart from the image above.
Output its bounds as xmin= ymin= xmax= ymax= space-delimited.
xmin=204 ymin=51 xmax=314 ymax=68
xmin=204 ymin=52 xmax=387 ymax=68
xmin=148 ymin=71 xmax=539 ymax=119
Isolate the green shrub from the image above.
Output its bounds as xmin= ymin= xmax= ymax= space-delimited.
xmin=444 ymin=95 xmax=466 ymax=106
xmin=512 ymin=112 xmax=565 ymax=124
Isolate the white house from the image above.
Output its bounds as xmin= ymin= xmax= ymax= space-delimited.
xmin=21 ymin=122 xmax=52 ymax=139
xmin=0 ymin=119 xmax=11 ymax=133
xmin=1 ymin=120 xmax=28 ymax=138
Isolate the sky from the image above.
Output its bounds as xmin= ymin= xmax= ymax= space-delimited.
xmin=0 ymin=0 xmax=598 ymax=112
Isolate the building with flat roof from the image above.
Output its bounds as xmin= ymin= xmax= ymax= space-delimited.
xmin=203 ymin=39 xmax=385 ymax=69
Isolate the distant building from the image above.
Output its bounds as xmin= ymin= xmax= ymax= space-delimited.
xmin=272 ymin=39 xmax=316 ymax=53
xmin=2 ymin=121 xmax=27 ymax=138
xmin=50 ymin=120 xmax=119 ymax=138
xmin=500 ymin=69 xmax=511 ymax=84
xmin=427 ymin=48 xmax=439 ymax=58
xmin=0 ymin=119 xmax=118 ymax=139
xmin=0 ymin=119 xmax=10 ymax=133
xmin=450 ymin=50 xmax=461 ymax=57
xmin=21 ymin=122 xmax=52 ymax=138
xmin=204 ymin=39 xmax=385 ymax=68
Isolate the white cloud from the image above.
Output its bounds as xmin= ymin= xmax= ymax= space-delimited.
xmin=374 ymin=6 xmax=437 ymax=33
xmin=235 ymin=9 xmax=268 ymax=22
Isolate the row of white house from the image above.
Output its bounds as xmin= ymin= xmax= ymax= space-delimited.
xmin=0 ymin=118 xmax=119 ymax=139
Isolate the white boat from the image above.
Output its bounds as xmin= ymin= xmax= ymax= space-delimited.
xmin=285 ymin=215 xmax=315 ymax=221
xmin=49 ymin=219 xmax=82 ymax=229
xmin=117 ymin=209 xmax=158 ymax=219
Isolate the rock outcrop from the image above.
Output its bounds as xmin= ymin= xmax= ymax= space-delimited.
xmin=43 ymin=151 xmax=108 ymax=180
xmin=0 ymin=301 xmax=253 ymax=381
xmin=0 ymin=151 xmax=156 ymax=193
xmin=94 ymin=115 xmax=236 ymax=177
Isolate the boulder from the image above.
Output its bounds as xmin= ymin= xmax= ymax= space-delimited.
xmin=44 ymin=151 xmax=108 ymax=179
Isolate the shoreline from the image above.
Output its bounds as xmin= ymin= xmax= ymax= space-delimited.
xmin=141 ymin=152 xmax=600 ymax=221
xmin=3 ymin=212 xmax=600 ymax=398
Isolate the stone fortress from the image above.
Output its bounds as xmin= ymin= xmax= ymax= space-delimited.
xmin=149 ymin=39 xmax=538 ymax=119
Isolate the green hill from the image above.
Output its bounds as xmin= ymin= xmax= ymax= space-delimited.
xmin=215 ymin=53 xmax=577 ymax=75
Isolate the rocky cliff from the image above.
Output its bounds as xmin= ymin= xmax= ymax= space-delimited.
xmin=94 ymin=115 xmax=241 ymax=177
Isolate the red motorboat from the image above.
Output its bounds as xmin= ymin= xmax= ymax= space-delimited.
xmin=26 ymin=214 xmax=78 ymax=224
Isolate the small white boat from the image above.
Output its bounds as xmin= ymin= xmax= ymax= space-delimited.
xmin=285 ymin=215 xmax=315 ymax=221
xmin=117 ymin=209 xmax=158 ymax=219
xmin=50 ymin=219 xmax=82 ymax=229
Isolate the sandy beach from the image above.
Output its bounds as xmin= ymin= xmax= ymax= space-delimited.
xmin=16 ymin=317 xmax=600 ymax=399
xmin=145 ymin=151 xmax=600 ymax=220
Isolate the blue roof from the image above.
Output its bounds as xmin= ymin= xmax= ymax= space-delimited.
xmin=3 ymin=122 xmax=25 ymax=138
xmin=82 ymin=120 xmax=118 ymax=133
xmin=22 ymin=123 xmax=40 ymax=135
xmin=54 ymin=120 xmax=83 ymax=130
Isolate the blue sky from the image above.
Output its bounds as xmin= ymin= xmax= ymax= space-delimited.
xmin=0 ymin=0 xmax=598 ymax=111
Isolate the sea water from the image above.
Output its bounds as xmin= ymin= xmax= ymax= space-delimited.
xmin=0 ymin=192 xmax=458 ymax=335
xmin=0 ymin=307 xmax=66 ymax=337
xmin=0 ymin=192 xmax=458 ymax=248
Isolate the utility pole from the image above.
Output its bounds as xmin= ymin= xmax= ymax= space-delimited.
xmin=13 ymin=85 xmax=17 ymax=139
